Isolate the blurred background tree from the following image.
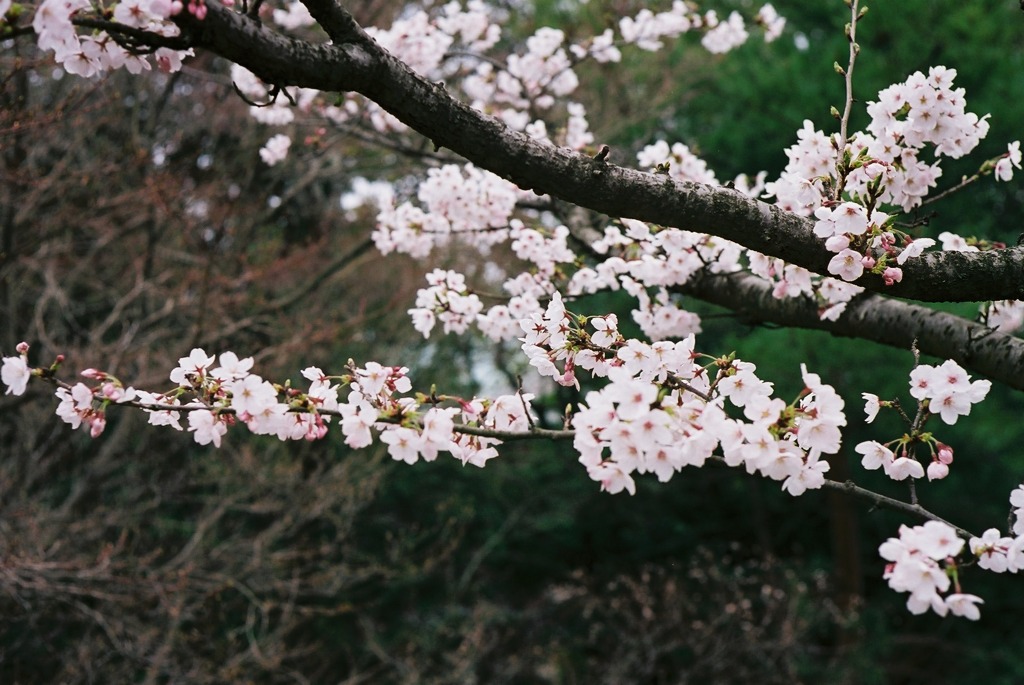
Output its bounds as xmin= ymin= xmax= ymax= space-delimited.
xmin=2 ymin=0 xmax=1023 ymax=683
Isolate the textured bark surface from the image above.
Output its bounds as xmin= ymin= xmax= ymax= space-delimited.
xmin=681 ymin=271 xmax=1024 ymax=390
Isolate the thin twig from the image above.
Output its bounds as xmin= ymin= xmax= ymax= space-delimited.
xmin=919 ymin=172 xmax=983 ymax=208
xmin=820 ymin=477 xmax=975 ymax=540
xmin=837 ymin=0 xmax=860 ymax=155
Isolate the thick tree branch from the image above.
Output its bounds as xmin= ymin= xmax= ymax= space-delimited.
xmin=170 ymin=1 xmax=1024 ymax=303
xmin=681 ymin=270 xmax=1024 ymax=390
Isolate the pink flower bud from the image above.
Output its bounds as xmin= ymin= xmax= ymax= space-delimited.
xmin=882 ymin=267 xmax=903 ymax=286
xmin=861 ymin=255 xmax=876 ymax=269
xmin=81 ymin=368 xmax=106 ymax=380
xmin=101 ymin=382 xmax=123 ymax=401
xmin=937 ymin=443 xmax=954 ymax=464
xmin=90 ymin=414 xmax=107 ymax=438
xmin=16 ymin=341 xmax=29 ymax=354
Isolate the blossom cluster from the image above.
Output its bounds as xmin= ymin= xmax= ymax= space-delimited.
xmin=7 ymin=0 xmax=1024 ymax=627
xmin=747 ymin=252 xmax=864 ymax=321
xmin=372 ymin=164 xmax=520 ymax=258
xmin=880 ymin=522 xmax=980 ymax=619
xmin=408 ymin=269 xmax=485 ymax=338
xmin=234 ymin=1 xmax=780 ymax=158
xmin=573 ymin=360 xmax=843 ymax=499
xmin=631 ymin=65 xmax=1017 ymax=317
xmin=907 ymin=359 xmax=992 ymax=425
xmin=4 ymin=331 xmax=1017 ymax=622
xmin=757 ymin=67 xmax=1021 ymax=296
xmin=20 ymin=0 xmax=193 ymax=77
xmin=767 ymin=67 xmax=994 ymax=218
xmin=856 ymin=359 xmax=990 ymax=483
xmin=512 ymin=293 xmax=845 ymax=497
xmin=2 ymin=343 xmax=541 ymax=469
xmin=969 ymin=523 xmax=1024 ymax=575
xmin=259 ymin=134 xmax=292 ymax=166
xmin=881 ymin=506 xmax=1024 ymax=621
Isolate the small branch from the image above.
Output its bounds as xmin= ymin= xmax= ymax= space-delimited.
xmin=454 ymin=424 xmax=575 ymax=441
xmin=515 ymin=377 xmax=537 ymax=430
xmin=820 ymin=477 xmax=976 ymax=540
xmin=918 ymin=171 xmax=983 ymax=208
xmin=35 ymin=380 xmax=976 ymax=539
xmin=442 ymin=49 xmax=508 ymax=72
xmin=72 ymin=17 xmax=193 ymax=51
xmin=837 ymin=0 xmax=860 ymax=156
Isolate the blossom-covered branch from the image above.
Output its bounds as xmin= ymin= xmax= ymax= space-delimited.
xmin=6 ymin=0 xmax=1024 ymax=626
xmin=15 ymin=0 xmax=1022 ymax=301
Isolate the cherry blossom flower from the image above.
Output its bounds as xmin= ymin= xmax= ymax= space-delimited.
xmin=225 ymin=375 xmax=278 ymax=417
xmin=828 ymin=249 xmax=864 ymax=281
xmin=2 ymin=355 xmax=30 ymax=396
xmin=188 ymin=409 xmax=227 ymax=447
xmin=862 ymin=393 xmax=881 ymax=423
xmin=938 ymin=231 xmax=979 ymax=252
xmin=856 ymin=440 xmax=894 ymax=471
xmin=832 ymin=202 xmax=870 ymax=235
xmin=259 ymin=134 xmax=291 ymax=166
xmin=212 ymin=351 xmax=255 ymax=381
xmin=589 ymin=462 xmax=636 ymax=495
xmin=887 ymin=456 xmax=925 ymax=481
xmin=717 ymin=361 xmax=772 ymax=408
xmin=419 ymin=407 xmax=456 ymax=461
xmin=926 ymin=461 xmax=949 ymax=481
xmin=339 ymin=400 xmax=377 ymax=449
xmin=756 ymin=4 xmax=785 ymax=42
xmin=380 ymin=426 xmax=424 ymax=464
xmin=781 ymin=450 xmax=829 ymax=496
xmin=896 ymin=237 xmax=936 ymax=265
xmin=970 ymin=529 xmax=1013 ymax=573
xmin=945 ymin=593 xmax=983 ymax=620
xmin=994 ymin=141 xmax=1021 ymax=182
xmin=135 ymin=390 xmax=183 ymax=430
xmin=170 ymin=348 xmax=215 ymax=387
